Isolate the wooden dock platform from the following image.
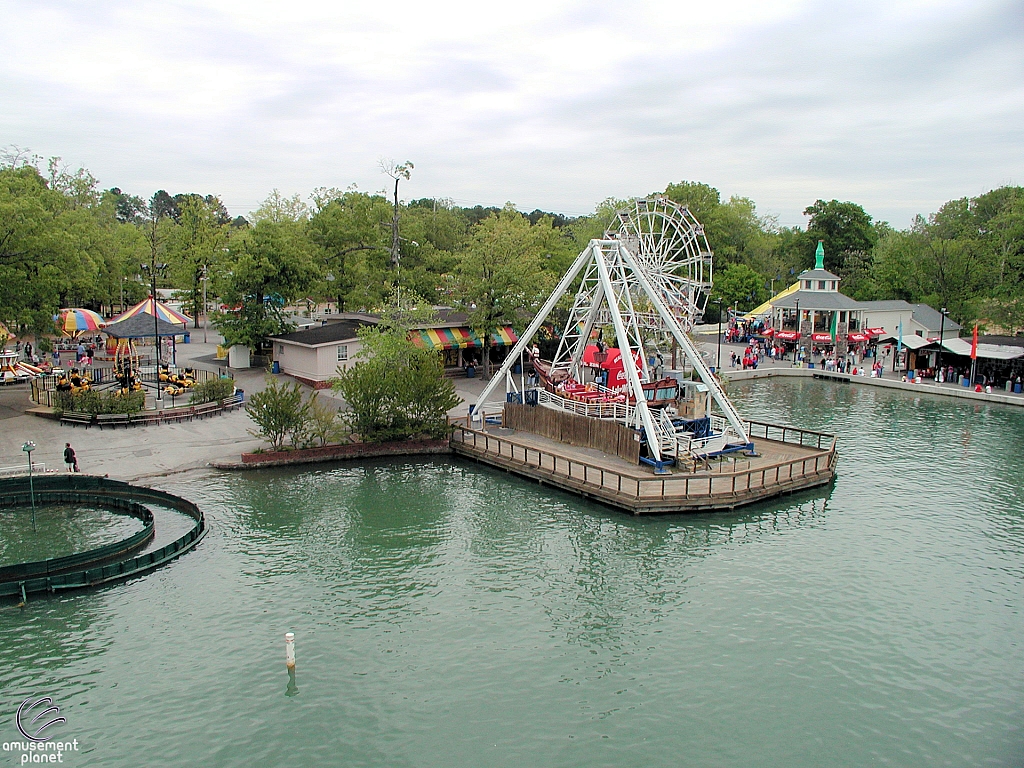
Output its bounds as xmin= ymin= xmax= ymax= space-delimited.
xmin=450 ymin=417 xmax=836 ymax=515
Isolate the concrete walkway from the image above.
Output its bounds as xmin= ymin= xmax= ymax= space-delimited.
xmin=704 ymin=335 xmax=1024 ymax=408
xmin=0 ymin=336 xmax=269 ymax=483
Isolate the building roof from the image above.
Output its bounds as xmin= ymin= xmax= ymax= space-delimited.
xmin=771 ymin=290 xmax=862 ymax=311
xmin=977 ymin=335 xmax=1024 ymax=347
xmin=910 ymin=303 xmax=961 ymax=331
xmin=858 ymin=300 xmax=915 ymax=312
xmin=876 ymin=333 xmax=933 ymax=350
xmin=797 ymin=268 xmax=840 ymax=281
xmin=930 ymin=338 xmax=1024 ymax=361
xmin=271 ymin=320 xmax=374 ymax=347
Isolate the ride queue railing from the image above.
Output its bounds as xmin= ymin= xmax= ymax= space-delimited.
xmin=31 ymin=366 xmax=220 ymax=407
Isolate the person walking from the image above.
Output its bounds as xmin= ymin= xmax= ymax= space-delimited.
xmin=63 ymin=442 xmax=78 ymax=472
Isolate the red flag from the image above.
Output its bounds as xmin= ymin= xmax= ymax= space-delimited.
xmin=970 ymin=324 xmax=978 ymax=360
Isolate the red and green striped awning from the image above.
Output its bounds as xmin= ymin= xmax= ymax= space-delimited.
xmin=409 ymin=326 xmax=519 ymax=350
xmin=411 ymin=327 xmax=479 ymax=350
xmin=490 ymin=326 xmax=518 ymax=346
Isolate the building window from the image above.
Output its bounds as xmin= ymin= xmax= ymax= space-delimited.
xmin=278 ymin=345 xmax=284 ymax=355
xmin=818 ymin=280 xmax=826 ymax=290
xmin=829 ymin=281 xmax=836 ymax=290
xmin=337 ymin=345 xmax=348 ymax=362
xmin=803 ymin=280 xmax=810 ymax=289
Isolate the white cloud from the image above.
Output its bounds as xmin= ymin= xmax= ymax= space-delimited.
xmin=0 ymin=0 xmax=1020 ymax=227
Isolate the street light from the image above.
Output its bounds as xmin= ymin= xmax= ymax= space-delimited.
xmin=21 ymin=441 xmax=36 ymax=533
xmin=140 ymin=260 xmax=168 ymax=403
xmin=937 ymin=307 xmax=947 ymax=383
xmin=713 ymin=299 xmax=723 ymax=373
xmin=201 ymin=266 xmax=209 ymax=344
xmin=793 ymin=298 xmax=801 ymax=363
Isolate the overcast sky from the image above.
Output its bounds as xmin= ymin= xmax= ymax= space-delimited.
xmin=1 ymin=0 xmax=1021 ymax=228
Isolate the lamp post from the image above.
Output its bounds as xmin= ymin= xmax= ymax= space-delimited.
xmin=793 ymin=298 xmax=801 ymax=363
xmin=937 ymin=307 xmax=947 ymax=384
xmin=713 ymin=299 xmax=723 ymax=373
xmin=202 ymin=266 xmax=209 ymax=344
xmin=140 ymin=260 xmax=168 ymax=403
xmin=22 ymin=441 xmax=36 ymax=532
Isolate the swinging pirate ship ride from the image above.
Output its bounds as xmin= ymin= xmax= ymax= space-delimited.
xmin=454 ymin=197 xmax=837 ymax=514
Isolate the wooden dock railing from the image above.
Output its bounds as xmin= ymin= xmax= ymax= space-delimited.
xmin=449 ymin=419 xmax=836 ymax=506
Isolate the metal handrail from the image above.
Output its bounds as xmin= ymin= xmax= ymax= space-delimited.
xmin=0 ymin=463 xmax=46 ymax=478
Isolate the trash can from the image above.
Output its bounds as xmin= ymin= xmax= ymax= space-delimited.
xmin=183 ymin=333 xmax=190 ymax=343
xmin=962 ymin=377 xmax=970 ymax=387
xmin=466 ymin=365 xmax=475 ymax=378
xmin=1016 ymin=383 xmax=1022 ymax=394
xmin=235 ymin=389 xmax=244 ymax=403
xmin=272 ymin=360 xmax=281 ymax=374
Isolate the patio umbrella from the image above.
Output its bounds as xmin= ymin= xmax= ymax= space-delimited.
xmin=56 ymin=308 xmax=106 ymax=336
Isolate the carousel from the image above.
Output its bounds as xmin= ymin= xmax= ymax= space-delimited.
xmin=0 ymin=350 xmax=43 ymax=384
xmin=102 ymin=313 xmax=196 ymax=399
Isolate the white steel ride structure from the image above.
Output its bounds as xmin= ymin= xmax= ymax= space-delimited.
xmin=606 ymin=195 xmax=713 ymax=330
xmin=471 ymin=198 xmax=750 ymax=465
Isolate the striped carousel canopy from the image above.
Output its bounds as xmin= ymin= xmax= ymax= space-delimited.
xmin=111 ymin=297 xmax=191 ymax=327
xmin=56 ymin=308 xmax=106 ymax=336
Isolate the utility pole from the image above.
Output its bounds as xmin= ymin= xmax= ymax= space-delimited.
xmin=380 ymin=159 xmax=413 ymax=308
xmin=142 ymin=213 xmax=168 ymax=405
xmin=202 ymin=266 xmax=209 ymax=344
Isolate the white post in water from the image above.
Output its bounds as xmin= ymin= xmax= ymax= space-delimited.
xmin=285 ymin=632 xmax=296 ymax=670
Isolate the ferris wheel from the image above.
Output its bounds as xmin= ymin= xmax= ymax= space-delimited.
xmin=606 ymin=196 xmax=713 ymax=331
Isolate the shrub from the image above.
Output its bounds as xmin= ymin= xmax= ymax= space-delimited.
xmin=245 ymin=377 xmax=310 ymax=450
xmin=302 ymin=392 xmax=344 ymax=447
xmin=190 ymin=377 xmax=235 ymax=404
xmin=332 ymin=324 xmax=459 ymax=443
xmin=53 ymin=389 xmax=145 ymax=415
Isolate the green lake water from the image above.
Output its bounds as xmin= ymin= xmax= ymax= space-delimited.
xmin=1 ymin=379 xmax=1022 ymax=767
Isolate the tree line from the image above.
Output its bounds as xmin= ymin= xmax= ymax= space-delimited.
xmin=2 ymin=147 xmax=1022 ymax=351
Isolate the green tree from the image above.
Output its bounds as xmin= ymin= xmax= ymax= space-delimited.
xmin=213 ymin=215 xmax=319 ymax=350
xmin=713 ymin=263 xmax=764 ymax=311
xmin=804 ymin=199 xmax=877 ymax=274
xmin=165 ymin=194 xmax=227 ymax=326
xmin=245 ymin=377 xmax=310 ymax=450
xmin=332 ymin=304 xmax=459 ymax=442
xmin=307 ymin=189 xmax=392 ymax=311
xmin=457 ymin=205 xmax=557 ymax=376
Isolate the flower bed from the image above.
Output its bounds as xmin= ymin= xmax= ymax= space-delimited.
xmin=235 ymin=439 xmax=451 ymax=468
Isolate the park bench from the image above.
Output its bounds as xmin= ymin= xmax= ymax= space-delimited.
xmin=160 ymin=407 xmax=195 ymax=424
xmin=96 ymin=413 xmax=131 ymax=429
xmin=193 ymin=401 xmax=221 ymax=419
xmin=60 ymin=412 xmax=94 ymax=427
xmin=220 ymin=394 xmax=244 ymax=411
xmin=130 ymin=411 xmax=163 ymax=427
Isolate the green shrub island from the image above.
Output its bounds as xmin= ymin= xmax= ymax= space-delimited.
xmin=55 ymin=389 xmax=145 ymax=415
xmin=190 ymin=377 xmax=236 ymax=404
